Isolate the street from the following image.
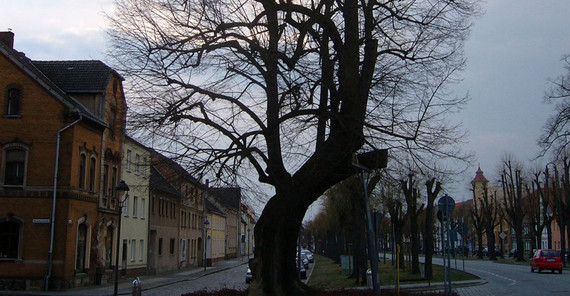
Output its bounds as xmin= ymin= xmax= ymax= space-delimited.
xmin=432 ymin=257 xmax=570 ymax=296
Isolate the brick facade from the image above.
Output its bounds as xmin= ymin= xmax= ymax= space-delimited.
xmin=0 ymin=33 xmax=126 ymax=290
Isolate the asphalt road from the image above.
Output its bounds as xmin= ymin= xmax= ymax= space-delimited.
xmin=433 ymin=256 xmax=570 ymax=296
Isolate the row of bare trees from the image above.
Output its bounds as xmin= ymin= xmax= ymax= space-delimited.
xmin=305 ymin=170 xmax=445 ymax=282
xmin=306 ymin=154 xmax=570 ymax=288
xmin=465 ymin=155 xmax=570 ymax=263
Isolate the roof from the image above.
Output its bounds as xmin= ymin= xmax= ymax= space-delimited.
xmin=472 ymin=166 xmax=489 ymax=183
xmin=0 ymin=42 xmax=106 ymax=127
xmin=206 ymin=198 xmax=227 ymax=217
xmin=31 ymin=60 xmax=124 ymax=93
xmin=150 ymin=150 xmax=202 ymax=186
xmin=209 ymin=187 xmax=241 ymax=211
xmin=150 ymin=166 xmax=181 ymax=197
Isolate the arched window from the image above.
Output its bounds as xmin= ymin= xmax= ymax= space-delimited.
xmin=76 ymin=222 xmax=89 ymax=272
xmin=2 ymin=145 xmax=28 ymax=187
xmin=89 ymin=157 xmax=96 ymax=192
xmin=0 ymin=218 xmax=22 ymax=259
xmin=79 ymin=154 xmax=86 ymax=189
xmin=6 ymin=87 xmax=21 ymax=116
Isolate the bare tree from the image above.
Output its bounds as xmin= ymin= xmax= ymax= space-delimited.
xmin=423 ymin=178 xmax=442 ymax=279
xmin=527 ymin=169 xmax=554 ymax=251
xmin=107 ymin=0 xmax=478 ymax=294
xmin=539 ymin=55 xmax=570 ymax=156
xmin=501 ymin=158 xmax=526 ymax=262
xmin=401 ymin=174 xmax=423 ymax=274
xmin=470 ymin=182 xmax=485 ymax=259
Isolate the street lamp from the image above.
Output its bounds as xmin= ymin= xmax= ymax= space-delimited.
xmin=113 ymin=180 xmax=129 ymax=296
xmin=351 ymin=157 xmax=380 ymax=296
xmin=203 ymin=219 xmax=210 ymax=271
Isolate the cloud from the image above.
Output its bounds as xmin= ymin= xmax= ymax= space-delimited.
xmin=0 ymin=0 xmax=113 ymax=60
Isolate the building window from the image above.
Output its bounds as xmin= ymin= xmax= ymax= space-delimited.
xmin=158 ymin=238 xmax=163 ymax=256
xmin=0 ymin=218 xmax=22 ymax=259
xmin=103 ymin=164 xmax=109 ymax=196
xmin=135 ymin=154 xmax=140 ymax=174
xmin=123 ymin=195 xmax=129 ymax=217
xmin=111 ymin=166 xmax=117 ymax=197
xmin=180 ymin=239 xmax=186 ymax=261
xmin=5 ymin=87 xmax=21 ymax=116
xmin=169 ymin=238 xmax=175 ymax=255
xmin=2 ymin=146 xmax=27 ymax=187
xmin=126 ymin=150 xmax=131 ymax=171
xmin=133 ymin=196 xmax=138 ymax=217
xmin=142 ymin=157 xmax=147 ymax=177
xmin=141 ymin=198 xmax=146 ymax=219
xmin=139 ymin=240 xmax=144 ymax=261
xmin=79 ymin=154 xmax=86 ymax=189
xmin=130 ymin=239 xmax=136 ymax=261
xmin=89 ymin=157 xmax=96 ymax=192
xmin=76 ymin=222 xmax=88 ymax=272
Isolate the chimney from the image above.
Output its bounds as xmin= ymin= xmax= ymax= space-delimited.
xmin=0 ymin=31 xmax=15 ymax=49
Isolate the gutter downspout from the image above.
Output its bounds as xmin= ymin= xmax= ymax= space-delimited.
xmin=45 ymin=115 xmax=83 ymax=291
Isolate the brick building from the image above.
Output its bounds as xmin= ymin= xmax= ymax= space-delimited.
xmin=0 ymin=32 xmax=127 ymax=290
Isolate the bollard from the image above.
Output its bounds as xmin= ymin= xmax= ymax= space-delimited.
xmin=132 ymin=277 xmax=141 ymax=296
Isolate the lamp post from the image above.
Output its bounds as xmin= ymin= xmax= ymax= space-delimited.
xmin=352 ymin=158 xmax=380 ymax=296
xmin=203 ymin=219 xmax=210 ymax=271
xmin=113 ymin=180 xmax=129 ymax=296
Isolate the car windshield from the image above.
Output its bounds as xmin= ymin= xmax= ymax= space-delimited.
xmin=542 ymin=250 xmax=560 ymax=257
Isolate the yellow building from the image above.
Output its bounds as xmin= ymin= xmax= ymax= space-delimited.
xmin=119 ymin=136 xmax=151 ymax=277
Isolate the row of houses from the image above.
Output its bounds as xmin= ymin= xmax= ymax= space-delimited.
xmin=0 ymin=31 xmax=255 ymax=291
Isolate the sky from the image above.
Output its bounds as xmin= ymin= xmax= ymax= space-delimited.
xmin=2 ymin=0 xmax=570 ymax=210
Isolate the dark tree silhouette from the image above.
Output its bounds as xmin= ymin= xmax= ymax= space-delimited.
xmin=401 ymin=174 xmax=423 ymax=274
xmin=106 ymin=0 xmax=478 ymax=294
xmin=423 ymin=178 xmax=442 ymax=279
xmin=501 ymin=159 xmax=526 ymax=262
xmin=540 ymin=55 xmax=570 ymax=156
xmin=470 ymin=182 xmax=485 ymax=259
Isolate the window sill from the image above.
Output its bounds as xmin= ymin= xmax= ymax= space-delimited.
xmin=2 ymin=115 xmax=22 ymax=119
xmin=0 ymin=257 xmax=22 ymax=262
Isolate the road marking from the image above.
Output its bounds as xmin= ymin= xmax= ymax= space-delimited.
xmin=469 ymin=267 xmax=517 ymax=285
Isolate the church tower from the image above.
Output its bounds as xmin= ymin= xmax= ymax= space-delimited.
xmin=471 ymin=166 xmax=489 ymax=199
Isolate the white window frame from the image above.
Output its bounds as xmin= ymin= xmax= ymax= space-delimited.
xmin=141 ymin=198 xmax=146 ymax=219
xmin=139 ymin=240 xmax=144 ymax=261
xmin=133 ymin=196 xmax=138 ymax=217
xmin=130 ymin=239 xmax=136 ymax=261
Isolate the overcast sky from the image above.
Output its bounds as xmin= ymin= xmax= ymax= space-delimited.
xmin=2 ymin=0 xmax=570 ymax=205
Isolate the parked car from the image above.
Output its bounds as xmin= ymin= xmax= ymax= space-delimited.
xmin=297 ymin=254 xmax=309 ymax=269
xmin=297 ymin=263 xmax=307 ymax=279
xmin=301 ymin=249 xmax=314 ymax=263
xmin=530 ymin=249 xmax=563 ymax=274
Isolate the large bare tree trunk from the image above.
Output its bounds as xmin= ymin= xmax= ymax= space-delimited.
xmin=249 ymin=193 xmax=310 ymax=296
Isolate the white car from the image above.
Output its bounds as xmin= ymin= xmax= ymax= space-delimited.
xmin=301 ymin=250 xmax=314 ymax=263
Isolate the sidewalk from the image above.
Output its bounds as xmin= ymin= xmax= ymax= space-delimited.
xmin=0 ymin=256 xmax=488 ymax=296
xmin=0 ymin=257 xmax=249 ymax=296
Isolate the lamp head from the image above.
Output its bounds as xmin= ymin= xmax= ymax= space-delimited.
xmin=116 ymin=180 xmax=130 ymax=194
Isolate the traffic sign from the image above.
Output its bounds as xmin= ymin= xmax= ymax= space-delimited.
xmin=438 ymin=195 xmax=455 ymax=219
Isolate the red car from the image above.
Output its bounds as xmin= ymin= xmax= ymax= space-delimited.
xmin=530 ymin=249 xmax=563 ymax=273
